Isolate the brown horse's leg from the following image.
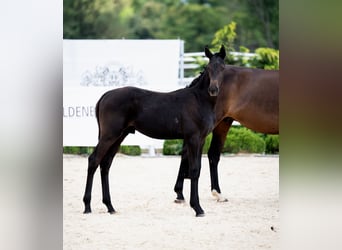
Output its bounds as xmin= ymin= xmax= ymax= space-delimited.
xmin=100 ymin=130 xmax=130 ymax=214
xmin=186 ymin=136 xmax=205 ymax=217
xmin=174 ymin=143 xmax=189 ymax=203
xmin=208 ymin=117 xmax=233 ymax=201
xmin=83 ymin=136 xmax=118 ymax=214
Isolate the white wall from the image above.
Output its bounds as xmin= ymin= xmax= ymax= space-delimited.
xmin=63 ymin=39 xmax=183 ymax=148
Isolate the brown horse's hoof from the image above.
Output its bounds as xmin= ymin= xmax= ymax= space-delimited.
xmin=212 ymin=189 xmax=228 ymax=202
xmin=83 ymin=211 xmax=91 ymax=214
xmin=108 ymin=210 xmax=116 ymax=214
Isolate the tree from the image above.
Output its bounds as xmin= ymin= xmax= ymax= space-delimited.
xmin=211 ymin=21 xmax=237 ymax=52
xmin=64 ymin=0 xmax=278 ymax=51
xmin=246 ymin=0 xmax=278 ymax=48
xmin=64 ymin=0 xmax=135 ymax=39
xmin=63 ymin=0 xmax=99 ymax=38
xmin=156 ymin=3 xmax=227 ymax=51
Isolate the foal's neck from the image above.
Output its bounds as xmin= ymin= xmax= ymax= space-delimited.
xmin=193 ymin=70 xmax=216 ymax=105
xmin=194 ymin=70 xmax=210 ymax=91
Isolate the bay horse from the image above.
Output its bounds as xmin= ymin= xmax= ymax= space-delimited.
xmin=174 ymin=47 xmax=279 ymax=203
xmin=83 ymin=46 xmax=226 ymax=217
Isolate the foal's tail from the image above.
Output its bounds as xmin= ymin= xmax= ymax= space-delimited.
xmin=95 ymin=92 xmax=107 ymax=140
xmin=95 ymin=100 xmax=100 ymax=140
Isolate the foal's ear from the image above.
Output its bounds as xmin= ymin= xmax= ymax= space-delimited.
xmin=204 ymin=46 xmax=213 ymax=59
xmin=219 ymin=45 xmax=226 ymax=59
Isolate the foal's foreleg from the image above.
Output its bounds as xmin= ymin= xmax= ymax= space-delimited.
xmin=186 ymin=138 xmax=205 ymax=217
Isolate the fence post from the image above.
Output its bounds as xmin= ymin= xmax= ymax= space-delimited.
xmin=178 ymin=40 xmax=185 ymax=85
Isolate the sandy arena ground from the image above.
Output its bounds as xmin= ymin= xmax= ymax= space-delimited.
xmin=63 ymin=154 xmax=279 ymax=250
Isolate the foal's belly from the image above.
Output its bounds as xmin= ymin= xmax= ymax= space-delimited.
xmin=133 ymin=116 xmax=184 ymax=140
xmin=136 ymin=127 xmax=183 ymax=140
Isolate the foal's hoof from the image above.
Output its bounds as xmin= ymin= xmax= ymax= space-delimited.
xmin=108 ymin=208 xmax=116 ymax=214
xmin=196 ymin=212 xmax=205 ymax=217
xmin=83 ymin=208 xmax=91 ymax=214
xmin=174 ymin=198 xmax=185 ymax=204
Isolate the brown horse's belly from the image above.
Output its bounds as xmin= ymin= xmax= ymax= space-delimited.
xmin=239 ymin=119 xmax=278 ymax=134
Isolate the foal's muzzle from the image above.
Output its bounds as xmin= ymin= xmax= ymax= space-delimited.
xmin=208 ymin=81 xmax=219 ymax=96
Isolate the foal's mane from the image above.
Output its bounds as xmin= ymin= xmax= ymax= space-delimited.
xmin=186 ymin=66 xmax=207 ymax=88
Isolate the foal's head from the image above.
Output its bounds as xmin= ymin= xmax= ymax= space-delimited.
xmin=204 ymin=45 xmax=226 ymax=96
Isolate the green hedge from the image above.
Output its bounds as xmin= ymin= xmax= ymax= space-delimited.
xmin=63 ymin=146 xmax=94 ymax=155
xmin=162 ymin=135 xmax=213 ymax=155
xmin=63 ymin=145 xmax=142 ymax=156
xmin=63 ymin=130 xmax=278 ymax=156
xmin=265 ymin=134 xmax=279 ymax=154
xmin=222 ymin=127 xmax=265 ymax=153
xmin=162 ymin=126 xmax=279 ymax=155
xmin=162 ymin=139 xmax=183 ymax=155
xmin=202 ymin=133 xmax=213 ymax=154
xmin=119 ymin=145 xmax=141 ymax=156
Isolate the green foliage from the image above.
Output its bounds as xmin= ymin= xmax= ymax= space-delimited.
xmin=230 ymin=0 xmax=279 ymax=49
xmin=162 ymin=127 xmax=279 ymax=155
xmin=63 ymin=147 xmax=94 ymax=155
xmin=230 ymin=46 xmax=252 ymax=67
xmin=131 ymin=1 xmax=167 ymax=38
xmin=265 ymin=135 xmax=279 ymax=154
xmin=210 ymin=22 xmax=238 ymax=65
xmin=222 ymin=127 xmax=265 ymax=154
xmin=202 ymin=133 xmax=212 ymax=154
xmin=64 ymin=0 xmax=136 ymax=39
xmin=119 ymin=145 xmax=141 ymax=156
xmin=63 ymin=145 xmax=142 ymax=156
xmin=211 ymin=21 xmax=237 ymax=52
xmin=163 ymin=139 xmax=183 ymax=155
xmin=162 ymin=134 xmax=212 ymax=156
xmin=250 ymin=48 xmax=279 ymax=69
xmin=191 ymin=56 xmax=208 ymax=76
xmin=208 ymin=22 xmax=279 ymax=69
xmin=64 ymin=0 xmax=278 ymax=51
xmin=155 ymin=3 xmax=227 ymax=51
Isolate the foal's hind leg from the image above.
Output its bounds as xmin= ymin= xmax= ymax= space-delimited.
xmin=100 ymin=131 xmax=129 ymax=214
xmin=174 ymin=145 xmax=189 ymax=203
xmin=83 ymin=136 xmax=117 ymax=214
xmin=99 ymin=151 xmax=116 ymax=214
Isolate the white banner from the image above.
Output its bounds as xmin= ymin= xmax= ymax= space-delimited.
xmin=63 ymin=39 xmax=183 ymax=147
